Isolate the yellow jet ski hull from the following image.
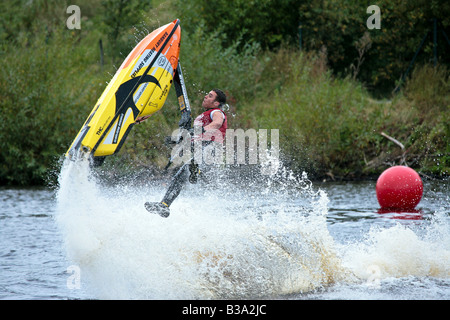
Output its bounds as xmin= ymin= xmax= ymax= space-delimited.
xmin=66 ymin=19 xmax=181 ymax=161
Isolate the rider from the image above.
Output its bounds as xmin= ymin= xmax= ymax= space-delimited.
xmin=194 ymin=89 xmax=227 ymax=143
xmin=145 ymin=89 xmax=227 ymax=217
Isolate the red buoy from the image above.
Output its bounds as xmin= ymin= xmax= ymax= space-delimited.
xmin=376 ymin=166 xmax=423 ymax=210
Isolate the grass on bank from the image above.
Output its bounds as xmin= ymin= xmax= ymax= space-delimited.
xmin=235 ymin=50 xmax=449 ymax=179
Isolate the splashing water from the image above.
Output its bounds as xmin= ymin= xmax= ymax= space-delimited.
xmin=340 ymin=214 xmax=450 ymax=281
xmin=55 ymin=159 xmax=343 ymax=299
xmin=54 ymin=159 xmax=449 ymax=299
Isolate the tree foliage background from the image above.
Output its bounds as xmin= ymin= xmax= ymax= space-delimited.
xmin=177 ymin=0 xmax=450 ymax=95
xmin=0 ymin=0 xmax=448 ymax=185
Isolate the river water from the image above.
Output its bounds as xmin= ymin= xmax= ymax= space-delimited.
xmin=1 ymin=159 xmax=449 ymax=300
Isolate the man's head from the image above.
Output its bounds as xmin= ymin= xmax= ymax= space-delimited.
xmin=202 ymin=89 xmax=226 ymax=109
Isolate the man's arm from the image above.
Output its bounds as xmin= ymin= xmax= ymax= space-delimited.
xmin=204 ymin=111 xmax=224 ymax=131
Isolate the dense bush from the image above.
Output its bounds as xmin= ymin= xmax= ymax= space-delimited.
xmin=0 ymin=26 xmax=108 ymax=185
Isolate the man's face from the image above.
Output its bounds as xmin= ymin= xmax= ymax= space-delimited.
xmin=202 ymin=90 xmax=219 ymax=109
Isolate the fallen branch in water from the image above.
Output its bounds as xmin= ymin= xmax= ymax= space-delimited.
xmin=381 ymin=132 xmax=405 ymax=150
xmin=380 ymin=131 xmax=407 ymax=166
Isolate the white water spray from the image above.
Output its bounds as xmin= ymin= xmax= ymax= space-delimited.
xmin=55 ymin=159 xmax=449 ymax=299
xmin=55 ymin=159 xmax=345 ymax=299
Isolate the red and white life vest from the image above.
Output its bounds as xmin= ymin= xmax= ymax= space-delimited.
xmin=194 ymin=108 xmax=227 ymax=143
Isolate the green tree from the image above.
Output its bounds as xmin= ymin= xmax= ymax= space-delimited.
xmin=101 ymin=0 xmax=152 ymax=58
xmin=299 ymin=0 xmax=450 ymax=94
xmin=176 ymin=0 xmax=301 ymax=49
